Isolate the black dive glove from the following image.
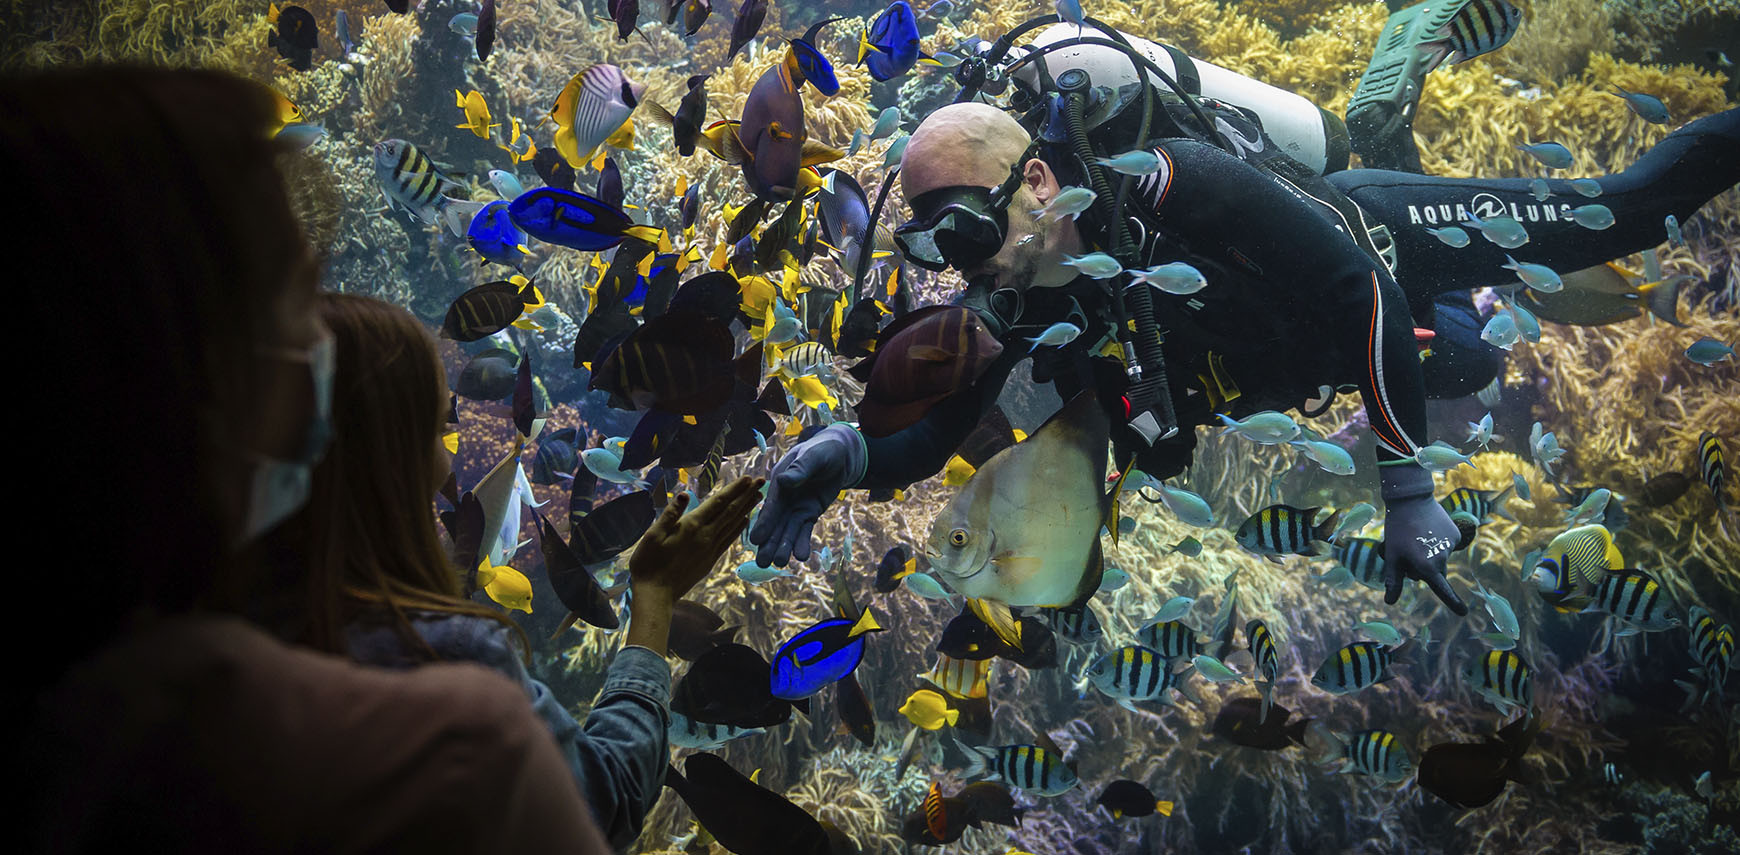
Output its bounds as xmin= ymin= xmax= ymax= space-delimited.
xmin=1379 ymin=462 xmax=1468 ymax=616
xmin=748 ymin=424 xmax=868 ymax=567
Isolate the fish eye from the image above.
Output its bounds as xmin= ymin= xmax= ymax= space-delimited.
xmin=949 ymin=528 xmax=969 ymax=547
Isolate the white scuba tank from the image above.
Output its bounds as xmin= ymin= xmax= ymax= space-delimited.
xmin=1008 ymin=24 xmax=1349 ymax=175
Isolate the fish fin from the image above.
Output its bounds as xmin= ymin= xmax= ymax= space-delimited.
xmin=1118 ymin=698 xmax=1138 ymax=713
xmin=641 ymin=100 xmax=675 ymax=128
xmin=848 ymin=607 xmax=881 ymax=637
xmin=720 ymin=122 xmax=752 ymax=165
xmin=800 ymin=139 xmax=847 ymax=166
xmin=968 ymin=598 xmax=1023 ymax=650
xmin=1156 ymin=800 xmax=1174 ymax=817
xmin=1640 ymin=276 xmax=1689 ymax=327
xmin=953 ymin=737 xmax=990 ymax=777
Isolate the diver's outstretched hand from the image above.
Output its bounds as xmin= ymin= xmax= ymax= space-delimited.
xmin=749 ymin=424 xmax=867 ymax=567
xmin=1378 ymin=463 xmax=1469 ymax=616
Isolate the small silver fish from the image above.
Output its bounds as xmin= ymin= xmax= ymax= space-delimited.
xmin=1216 ymin=411 xmax=1302 ymax=445
xmin=1570 ymin=178 xmax=1603 ymax=198
xmin=1061 ymin=251 xmax=1123 ymax=279
xmin=1612 ymin=86 xmax=1670 ymax=124
xmin=1027 ymin=321 xmax=1083 ymax=352
xmin=1032 ymin=185 xmax=1097 ymax=222
xmin=1152 ymin=596 xmax=1195 ymax=624
xmin=1331 ymin=502 xmax=1376 ymax=539
xmin=1291 ymin=438 xmax=1356 ymax=476
xmin=1664 ymin=214 xmax=1684 ymax=247
xmin=1502 ymin=255 xmax=1562 ymax=293
xmin=1466 ymin=412 xmax=1496 ymax=449
xmin=1482 ymin=312 xmax=1520 ymax=350
xmin=1512 ymin=473 xmax=1532 ymax=502
xmin=1426 ymin=226 xmax=1471 ymax=248
xmin=1571 ymin=204 xmax=1615 ymax=230
xmin=1516 ymin=141 xmax=1573 ymax=169
xmin=1094 ymin=149 xmax=1163 ymax=175
xmin=1528 ymin=178 xmax=1551 ymax=201
xmin=1685 ymin=337 xmax=1735 ymax=365
xmin=883 ymin=133 xmax=911 ymax=168
xmin=1354 ymin=620 xmax=1405 ymax=647
xmin=1463 ymin=214 xmax=1529 ymax=249
xmin=869 ymin=106 xmax=901 ymax=141
xmin=901 ymin=572 xmax=958 ymax=600
xmin=1131 ymin=261 xmax=1208 ymax=294
xmin=1414 ymin=441 xmax=1475 ymax=472
xmin=1192 ymin=654 xmax=1245 ymax=684
xmin=1158 ymin=484 xmax=1215 ymax=527
xmin=1510 ymin=301 xmax=1541 ymax=343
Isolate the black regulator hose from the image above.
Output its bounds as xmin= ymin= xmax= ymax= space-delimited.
xmin=1064 ymin=87 xmax=1178 ymax=443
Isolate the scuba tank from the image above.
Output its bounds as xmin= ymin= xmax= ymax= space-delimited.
xmin=1007 ymin=24 xmax=1350 ymax=175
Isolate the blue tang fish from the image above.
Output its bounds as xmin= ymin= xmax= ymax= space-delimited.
xmin=787 ymin=17 xmax=843 ymax=96
xmin=467 ymin=201 xmax=531 ymax=269
xmin=769 ymin=608 xmax=882 ymax=700
xmin=858 ymin=1 xmax=925 ymax=81
xmin=507 ymin=187 xmax=661 ymax=252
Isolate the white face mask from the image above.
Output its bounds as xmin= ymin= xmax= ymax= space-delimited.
xmin=239 ymin=332 xmax=335 ymax=543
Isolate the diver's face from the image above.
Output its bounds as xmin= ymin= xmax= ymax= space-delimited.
xmin=960 ymin=161 xmax=1080 ymax=291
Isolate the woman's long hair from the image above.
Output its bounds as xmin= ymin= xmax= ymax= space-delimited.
xmin=302 ymin=293 xmax=525 ymax=659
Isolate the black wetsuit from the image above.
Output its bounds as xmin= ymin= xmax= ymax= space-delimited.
xmin=855 ymin=108 xmax=1739 ymax=489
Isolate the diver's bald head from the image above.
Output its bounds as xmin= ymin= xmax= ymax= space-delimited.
xmin=900 ymin=102 xmax=1032 ymax=199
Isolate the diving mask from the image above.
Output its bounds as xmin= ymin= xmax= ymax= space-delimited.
xmin=894 ymin=185 xmax=1012 ymax=272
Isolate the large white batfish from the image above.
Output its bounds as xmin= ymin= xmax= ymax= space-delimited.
xmin=927 ymin=391 xmax=1110 ymax=636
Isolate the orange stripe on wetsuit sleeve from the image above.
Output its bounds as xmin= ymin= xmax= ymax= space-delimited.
xmin=1365 ymin=271 xmax=1412 ymax=457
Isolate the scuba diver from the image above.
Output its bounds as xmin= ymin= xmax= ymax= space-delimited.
xmin=750 ymin=10 xmax=1740 ymax=618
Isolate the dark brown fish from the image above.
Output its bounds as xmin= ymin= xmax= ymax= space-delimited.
xmin=455 ymin=348 xmax=518 ymax=400
xmin=834 ymin=298 xmax=884 ymax=357
xmin=874 ymin=545 xmax=914 ymax=593
xmin=958 ymin=406 xmax=1020 ymax=468
xmin=818 ymin=820 xmax=859 ymax=855
xmin=664 ymin=753 xmax=832 ymax=855
xmin=683 ymin=0 xmax=711 ymax=35
xmin=1637 ymin=472 xmax=1693 ymax=507
xmin=851 ymin=305 xmax=1005 ymax=437
xmin=671 ymin=643 xmax=798 ymax=729
xmin=591 ymin=310 xmax=738 ymax=414
xmin=608 ymin=0 xmax=641 ymax=40
xmin=439 ymin=492 xmax=485 ymax=588
xmin=669 ymin=599 xmax=739 ymax=661
xmin=532 ymin=146 xmax=576 ymax=191
xmin=269 ymin=5 xmax=318 ymax=70
xmin=536 ymin=513 xmax=620 ymax=630
xmin=384 ymin=0 xmax=408 ymax=12
xmin=955 ymin=781 xmax=1024 ymax=827
xmin=512 ymin=353 xmax=536 ymax=436
xmin=476 ymin=0 xmax=496 ymax=60
xmin=835 ymin=673 xmax=875 ymax=747
xmin=1096 ymin=779 xmax=1169 ymax=819
xmin=569 ymin=488 xmax=657 ymax=562
xmin=443 ymin=279 xmax=537 ymax=341
xmin=1211 ymin=696 xmax=1312 ymax=751
xmin=1417 ymin=708 xmax=1542 ymax=809
xmin=726 ymin=0 xmax=766 ymax=60
xmin=667 ymin=270 xmax=743 ymax=324
xmin=646 ymin=74 xmax=711 ymax=158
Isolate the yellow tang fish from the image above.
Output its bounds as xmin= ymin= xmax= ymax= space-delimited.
xmin=898 ymin=689 xmax=959 ymax=731
xmin=454 ymin=89 xmax=500 ymax=139
xmin=785 ymin=374 xmax=838 ymax=411
xmin=476 ymin=557 xmax=533 ymax=613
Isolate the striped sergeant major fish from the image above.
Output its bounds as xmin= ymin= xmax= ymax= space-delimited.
xmin=373 ymin=138 xmax=467 ymax=235
xmin=918 ymin=652 xmax=992 ymax=699
xmin=1235 ymin=505 xmax=1343 ymax=562
xmin=1419 ymin=0 xmax=1523 ymax=74
xmin=1137 ymin=619 xmax=1207 ymax=661
xmin=1699 ymin=432 xmax=1730 ymax=516
xmin=1439 ymin=485 xmax=1516 ymax=550
xmin=1308 ymin=727 xmax=1415 ymax=783
xmin=666 ymin=712 xmax=764 ymax=750
xmin=1316 ymin=536 xmax=1385 ymax=591
xmin=955 ymin=740 xmax=1080 ymax=797
xmin=1585 ymin=568 xmax=1680 ymax=636
xmin=1086 ymin=644 xmax=1199 ymax=711
xmin=1465 ymin=649 xmax=1534 ymax=718
xmin=1247 ymin=619 xmax=1282 ymax=724
xmin=1310 ymin=639 xmax=1409 ymax=696
xmin=1677 ymin=606 xmax=1735 ymax=712
xmin=1040 ymin=604 xmax=1103 ymax=644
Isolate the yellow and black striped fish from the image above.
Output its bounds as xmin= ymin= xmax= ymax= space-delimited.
xmin=1421 ymin=0 xmax=1523 ymax=73
xmin=1246 ymin=619 xmax=1279 ymax=683
xmin=918 ymin=653 xmax=991 ymax=699
xmin=1698 ymin=431 xmax=1726 ymax=503
xmin=956 ymin=741 xmax=1080 ymax=796
xmin=1331 ymin=729 xmax=1414 ymax=782
xmin=1086 ymin=645 xmax=1192 ymax=711
xmin=1686 ymin=607 xmax=1734 ymax=676
xmin=1330 ymin=537 xmax=1386 ymax=590
xmin=373 ymin=138 xmax=464 ymax=227
xmin=1464 ymin=649 xmax=1533 ymax=717
xmin=1589 ymin=569 xmax=1679 ymax=634
xmin=1439 ymin=485 xmax=1515 ymax=549
xmin=1235 ymin=505 xmax=1343 ymax=560
xmin=1310 ymin=640 xmax=1402 ymax=695
xmin=1138 ymin=620 xmax=1203 ymax=660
